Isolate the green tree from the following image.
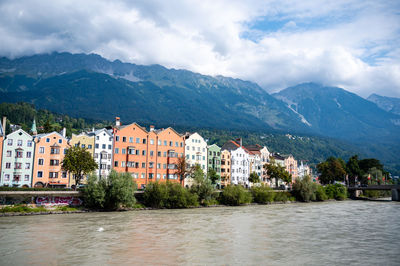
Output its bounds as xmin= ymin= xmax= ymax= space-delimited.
xmin=43 ymin=118 xmax=53 ymax=133
xmin=248 ymin=172 xmax=260 ymax=185
xmin=292 ymin=176 xmax=317 ymax=202
xmin=265 ymin=160 xmax=292 ymax=188
xmin=317 ymin=157 xmax=346 ymax=185
xmin=190 ymin=165 xmax=215 ymax=205
xmin=62 ymin=146 xmax=98 ymax=188
xmin=346 ymin=155 xmax=361 ymax=186
xmin=207 ymin=168 xmax=219 ymax=185
xmin=176 ymin=156 xmax=191 ymax=185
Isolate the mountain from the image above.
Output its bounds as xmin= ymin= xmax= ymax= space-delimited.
xmin=367 ymin=93 xmax=400 ymax=116
xmin=272 ymin=83 xmax=400 ymax=144
xmin=0 ymin=52 xmax=308 ymax=132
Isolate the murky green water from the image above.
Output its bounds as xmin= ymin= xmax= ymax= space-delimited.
xmin=0 ymin=200 xmax=399 ymax=265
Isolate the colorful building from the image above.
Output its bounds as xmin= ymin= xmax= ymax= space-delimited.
xmin=112 ymin=119 xmax=184 ymax=189
xmin=222 ymin=140 xmax=250 ymax=187
xmin=284 ymin=154 xmax=298 ymax=182
xmin=32 ymin=132 xmax=70 ymax=187
xmin=220 ymin=149 xmax=231 ymax=187
xmin=69 ymin=132 xmax=95 ymax=184
xmin=207 ymin=144 xmax=221 ymax=186
xmin=0 ymin=129 xmax=35 ymax=187
xmin=94 ymin=128 xmax=113 ymax=179
xmin=0 ymin=117 xmax=4 ymax=175
xmin=184 ymin=132 xmax=208 ymax=187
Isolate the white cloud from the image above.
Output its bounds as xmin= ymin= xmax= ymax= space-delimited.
xmin=0 ymin=0 xmax=399 ymax=97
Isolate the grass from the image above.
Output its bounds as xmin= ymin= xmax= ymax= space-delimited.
xmin=0 ymin=205 xmax=47 ymax=213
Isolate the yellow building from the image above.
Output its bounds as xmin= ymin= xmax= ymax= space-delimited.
xmin=220 ymin=149 xmax=231 ymax=187
xmin=68 ymin=132 xmax=95 ymax=185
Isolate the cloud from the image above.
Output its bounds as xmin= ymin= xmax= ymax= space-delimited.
xmin=0 ymin=0 xmax=399 ymax=97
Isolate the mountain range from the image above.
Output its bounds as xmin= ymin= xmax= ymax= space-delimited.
xmin=0 ymin=52 xmax=399 ymax=173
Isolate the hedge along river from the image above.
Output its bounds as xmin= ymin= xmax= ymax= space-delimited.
xmin=0 ymin=200 xmax=399 ymax=265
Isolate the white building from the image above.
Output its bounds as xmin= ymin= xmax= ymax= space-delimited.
xmin=1 ymin=129 xmax=35 ymax=187
xmin=184 ymin=132 xmax=207 ymax=187
xmin=94 ymin=128 xmax=113 ymax=179
xmin=298 ymin=161 xmax=311 ymax=178
xmin=230 ymin=146 xmax=250 ymax=186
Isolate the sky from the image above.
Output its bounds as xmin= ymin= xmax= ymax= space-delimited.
xmin=0 ymin=0 xmax=399 ymax=97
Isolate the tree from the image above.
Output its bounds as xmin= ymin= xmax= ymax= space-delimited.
xmin=317 ymin=157 xmax=346 ymax=185
xmin=62 ymin=146 xmax=98 ymax=188
xmin=265 ymin=160 xmax=292 ymax=188
xmin=346 ymin=155 xmax=361 ymax=186
xmin=207 ymin=168 xmax=219 ymax=185
xmin=176 ymin=156 xmax=191 ymax=185
xmin=189 ymin=165 xmax=215 ymax=205
xmin=43 ymin=118 xmax=53 ymax=133
xmin=248 ymin=172 xmax=260 ymax=185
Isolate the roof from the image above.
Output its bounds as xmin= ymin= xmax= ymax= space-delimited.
xmin=271 ymin=153 xmax=285 ymax=161
xmin=244 ymin=144 xmax=262 ymax=151
xmin=34 ymin=131 xmax=67 ymax=141
xmin=221 ymin=140 xmax=251 ymax=153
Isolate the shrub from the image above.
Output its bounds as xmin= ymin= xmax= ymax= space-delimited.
xmin=315 ymin=184 xmax=328 ymax=201
xmin=220 ymin=185 xmax=252 ymax=206
xmin=143 ymin=182 xmax=198 ymax=209
xmin=190 ymin=177 xmax=215 ymax=206
xmin=324 ymin=184 xmax=348 ymax=200
xmin=83 ymin=171 xmax=137 ymax=210
xmin=251 ymin=185 xmax=275 ymax=204
xmin=0 ymin=205 xmax=47 ymax=213
xmin=274 ymin=192 xmax=290 ymax=202
xmin=292 ymin=176 xmax=317 ymax=202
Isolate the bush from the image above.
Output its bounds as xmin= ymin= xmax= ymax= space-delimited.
xmin=143 ymin=182 xmax=198 ymax=208
xmin=251 ymin=185 xmax=275 ymax=204
xmin=219 ymin=185 xmax=252 ymax=206
xmin=324 ymin=184 xmax=348 ymax=200
xmin=0 ymin=205 xmax=47 ymax=213
xmin=83 ymin=170 xmax=137 ymax=210
xmin=315 ymin=184 xmax=328 ymax=201
xmin=292 ymin=176 xmax=317 ymax=202
xmin=0 ymin=187 xmax=73 ymax=191
xmin=190 ymin=177 xmax=215 ymax=206
xmin=274 ymin=192 xmax=290 ymax=202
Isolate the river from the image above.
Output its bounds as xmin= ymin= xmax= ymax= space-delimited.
xmin=0 ymin=200 xmax=399 ymax=265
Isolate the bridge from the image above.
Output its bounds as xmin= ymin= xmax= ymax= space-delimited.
xmin=347 ymin=185 xmax=400 ymax=201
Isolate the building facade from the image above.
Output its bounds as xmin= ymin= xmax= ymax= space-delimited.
xmin=207 ymin=144 xmax=221 ymax=184
xmin=0 ymin=118 xmax=4 ymax=175
xmin=0 ymin=129 xmax=35 ymax=187
xmin=184 ymin=132 xmax=208 ymax=187
xmin=94 ymin=128 xmax=113 ymax=179
xmin=70 ymin=132 xmax=95 ymax=155
xmin=230 ymin=146 xmax=250 ymax=186
xmin=284 ymin=154 xmax=298 ymax=182
xmin=220 ymin=149 xmax=231 ymax=187
xmin=32 ymin=132 xmax=70 ymax=187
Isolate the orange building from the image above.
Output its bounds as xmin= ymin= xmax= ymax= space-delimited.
xmin=112 ymin=118 xmax=184 ymax=189
xmin=32 ymin=132 xmax=70 ymax=187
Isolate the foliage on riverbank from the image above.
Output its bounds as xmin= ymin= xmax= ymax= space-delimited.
xmin=143 ymin=182 xmax=198 ymax=208
xmin=83 ymin=171 xmax=136 ymax=210
xmin=219 ymin=185 xmax=252 ymax=206
xmin=0 ymin=205 xmax=47 ymax=213
xmin=292 ymin=176 xmax=348 ymax=202
xmin=0 ymin=187 xmax=77 ymax=191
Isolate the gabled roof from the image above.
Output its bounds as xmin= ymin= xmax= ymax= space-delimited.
xmin=156 ymin=127 xmax=183 ymax=138
xmin=34 ymin=131 xmax=68 ymax=141
xmin=245 ymin=144 xmax=262 ymax=151
xmin=221 ymin=140 xmax=240 ymax=151
xmin=207 ymin=143 xmax=221 ymax=150
xmin=117 ymin=122 xmax=148 ymax=134
xmin=271 ymin=153 xmax=285 ymax=161
xmin=6 ymin=128 xmax=32 ymax=139
xmin=94 ymin=128 xmax=113 ymax=136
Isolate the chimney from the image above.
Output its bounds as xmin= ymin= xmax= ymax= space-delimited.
xmin=62 ymin=127 xmax=66 ymax=138
xmin=115 ymin=117 xmax=121 ymax=127
xmin=240 ymin=138 xmax=242 ymax=147
xmin=150 ymin=125 xmax=155 ymax=132
xmin=92 ymin=127 xmax=95 ymax=132
xmin=2 ymin=116 xmax=6 ymax=134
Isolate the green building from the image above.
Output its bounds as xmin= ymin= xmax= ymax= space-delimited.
xmin=207 ymin=144 xmax=221 ymax=186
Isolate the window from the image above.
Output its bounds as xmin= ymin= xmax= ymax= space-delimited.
xmin=116 ymin=136 xmax=120 ymax=142
xmin=135 ymin=150 xmax=140 ymax=155
xmin=13 ymin=174 xmax=21 ymax=182
xmin=163 ymin=152 xmax=167 ymax=157
xmin=164 ymin=140 xmax=167 ymax=146
xmin=17 ymin=140 xmax=23 ymax=146
xmin=192 ymin=147 xmax=195 ymax=151
xmin=186 ymin=155 xmax=189 ymax=159
xmin=46 ymin=138 xmax=50 ymax=143
xmin=149 ymin=173 xmax=154 ymax=179
xmin=150 ymin=139 xmax=154 ymax=145
xmin=25 ymin=163 xmax=30 ymax=169
xmin=142 ymin=150 xmax=146 ymax=156
xmin=96 ymin=136 xmax=99 ymax=140
xmin=121 ymin=161 xmax=125 ymax=167
xmin=141 ymin=173 xmax=145 ymax=179
xmin=58 ymin=139 xmax=62 ymax=144
xmin=5 ymin=163 xmax=11 ymax=169
xmin=27 ymin=140 xmax=33 ymax=147
xmin=163 ymin=174 xmax=166 ymax=179
xmin=4 ymin=174 xmax=10 ymax=181
xmin=136 ymin=138 xmax=140 ymax=143
xmin=38 ymin=159 xmax=44 ymax=165
xmin=122 ymin=137 xmax=126 ymax=142
xmin=149 ymin=162 xmax=154 ymax=168
xmin=37 ymin=171 xmax=43 ymax=178
xmin=81 ymin=144 xmax=86 ymax=148
xmin=203 ymin=156 xmax=205 ymax=160
xmin=129 ymin=137 xmax=133 ymax=143
xmin=50 ymin=160 xmax=59 ymax=166
xmin=7 ymin=139 xmax=12 ymax=146
xmin=39 ymin=147 xmax=45 ymax=153
xmin=150 ymin=151 xmax=154 ymax=156
xmin=158 ymin=140 xmax=161 ymax=145
xmin=88 ymin=144 xmax=92 ymax=149
xmin=169 ymin=141 xmax=173 ymax=146
xmin=115 ymin=148 xmax=119 ymax=154
xmin=122 ymin=148 xmax=126 ymax=154
xmin=102 ymin=144 xmax=106 ymax=149
xmin=142 ymin=163 xmax=146 ymax=168
xmin=24 ymin=175 xmax=29 ymax=181
xmin=180 ymin=142 xmax=183 ymax=147
xmin=15 ymin=163 xmax=22 ymax=169
xmin=108 ymin=145 xmax=112 ymax=150
xmin=186 ymin=146 xmax=190 ymax=150
xmin=175 ymin=142 xmax=178 ymax=147
xmin=163 ymin=164 xmax=167 ymax=169
xmin=50 ymin=148 xmax=59 ymax=154
xmin=16 ymin=151 xmax=23 ymax=158
xmin=108 ymin=154 xmax=112 ymax=159
xmin=128 ymin=148 xmax=135 ymax=155
xmin=64 ymin=149 xmax=68 ymax=154
xmin=157 ymin=173 xmax=161 ymax=179
xmin=95 ymin=144 xmax=99 ymax=148
xmin=209 ymin=151 xmax=212 ymax=156
xmin=142 ymin=139 xmax=146 ymax=144
xmin=49 ymin=172 xmax=58 ymax=178
xmin=192 ymin=155 xmax=195 ymax=159
xmin=157 ymin=163 xmax=161 ymax=169
xmin=94 ymin=153 xmax=98 ymax=158
xmin=62 ymin=172 xmax=67 ymax=178
xmin=6 ymin=150 xmax=11 ymax=157
xmin=75 ymin=144 xmax=79 ymax=147
xmin=26 ymin=151 xmax=32 ymax=158
xmin=114 ymin=161 xmax=118 ymax=167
